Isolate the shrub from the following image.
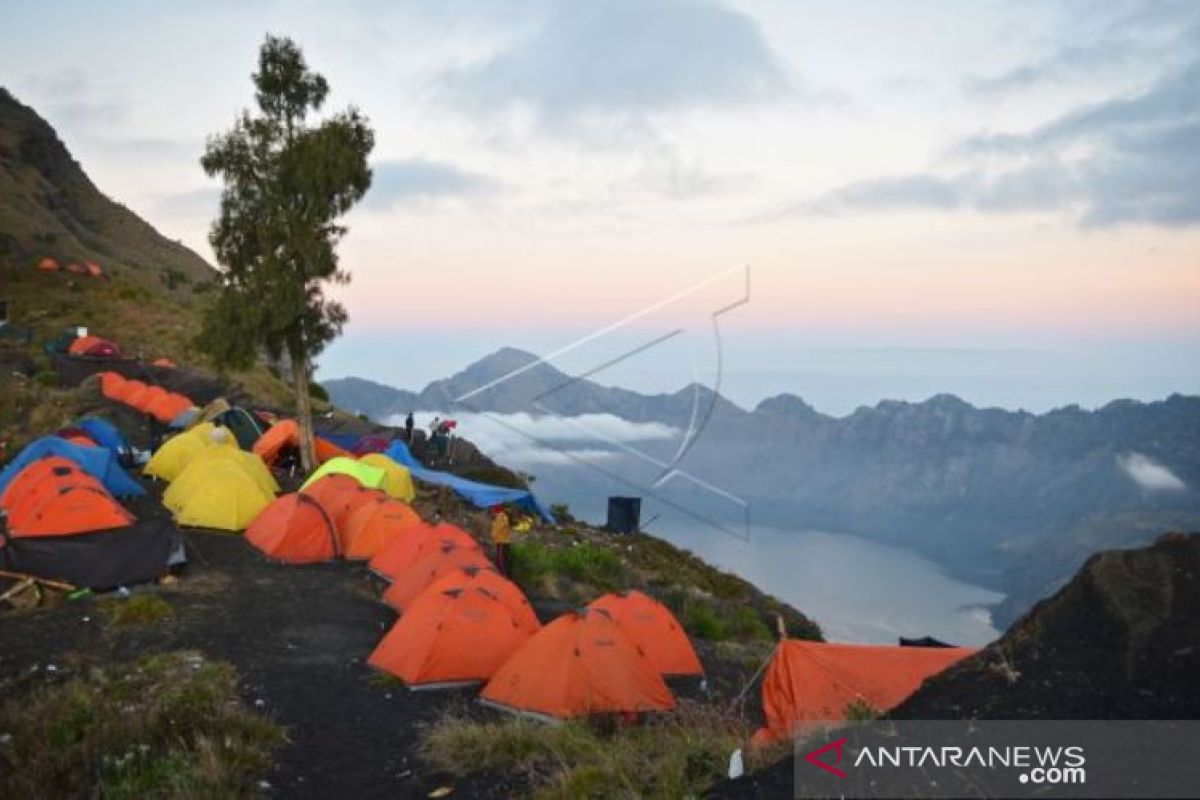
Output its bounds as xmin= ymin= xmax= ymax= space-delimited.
xmin=34 ymin=369 xmax=57 ymax=387
xmin=307 ymin=381 xmax=329 ymax=402
xmin=684 ymin=601 xmax=730 ymax=641
xmin=510 ymin=541 xmax=627 ymax=593
xmin=844 ymin=699 xmax=880 ymax=721
xmin=102 ymin=594 xmax=174 ymax=629
xmin=0 ymin=650 xmax=284 ymax=798
xmin=419 ymin=701 xmax=746 ymax=799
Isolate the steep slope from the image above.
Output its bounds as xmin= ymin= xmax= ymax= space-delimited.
xmin=0 ymin=88 xmax=212 ymax=287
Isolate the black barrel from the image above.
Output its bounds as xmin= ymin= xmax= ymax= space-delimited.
xmin=606 ymin=496 xmax=641 ymax=534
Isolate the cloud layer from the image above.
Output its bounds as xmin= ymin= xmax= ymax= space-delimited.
xmin=1117 ymin=452 xmax=1187 ymax=492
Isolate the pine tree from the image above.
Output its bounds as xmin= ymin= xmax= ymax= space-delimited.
xmin=199 ymin=35 xmax=374 ymax=470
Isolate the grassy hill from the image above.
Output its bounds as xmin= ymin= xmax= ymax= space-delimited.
xmin=0 ymin=87 xmax=290 ymax=440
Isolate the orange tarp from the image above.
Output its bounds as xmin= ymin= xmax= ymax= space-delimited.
xmin=589 ymin=591 xmax=703 ymax=677
xmin=368 ymin=585 xmax=534 ymax=689
xmin=753 ymin=640 xmax=978 ymax=745
xmin=369 ymin=522 xmax=479 ymax=582
xmin=246 ymin=493 xmax=339 ymax=564
xmin=338 ymin=496 xmax=424 ymax=560
xmin=481 ymin=608 xmax=676 ymax=720
xmin=382 ymin=545 xmax=495 ymax=613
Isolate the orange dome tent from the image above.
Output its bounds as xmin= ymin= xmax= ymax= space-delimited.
xmin=5 ymin=461 xmax=134 ymax=537
xmin=98 ymin=371 xmax=128 ymax=400
xmin=338 ymin=495 xmax=424 ymax=560
xmin=589 ymin=591 xmax=703 ymax=678
xmin=152 ymin=357 xmax=176 ymax=368
xmin=245 ymin=493 xmax=339 ymax=564
xmin=368 ymin=585 xmax=535 ymax=689
xmin=369 ymin=522 xmax=480 ymax=582
xmin=314 ymin=484 xmax=384 ymax=534
xmin=382 ymin=545 xmax=495 ymax=613
xmin=36 ymin=257 xmax=60 ymax=271
xmin=481 ymin=608 xmax=676 ymax=721
xmin=420 ymin=565 xmax=541 ymax=634
xmin=116 ymin=379 xmax=149 ymax=407
xmin=253 ymin=418 xmax=349 ymax=465
xmin=85 ymin=261 xmax=103 ymax=277
xmin=133 ymin=385 xmax=168 ymax=415
xmin=147 ymin=392 xmax=193 ymax=423
xmin=68 ymin=335 xmax=105 ymax=355
xmin=752 ymin=640 xmax=979 ymax=745
xmin=0 ymin=457 xmax=98 ymax=511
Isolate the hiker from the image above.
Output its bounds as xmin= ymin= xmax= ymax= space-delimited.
xmin=404 ymin=411 xmax=414 ymax=442
xmin=491 ymin=505 xmax=512 ymax=577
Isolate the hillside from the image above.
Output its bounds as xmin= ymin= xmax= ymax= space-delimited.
xmin=326 ymin=348 xmax=1200 ymax=626
xmin=716 ymin=531 xmax=1200 ymax=797
xmin=0 ymin=87 xmax=290 ymax=438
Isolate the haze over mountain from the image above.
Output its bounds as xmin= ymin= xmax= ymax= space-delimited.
xmin=326 ymin=347 xmax=1200 ymax=626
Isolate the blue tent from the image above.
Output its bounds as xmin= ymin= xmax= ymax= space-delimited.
xmin=0 ymin=437 xmax=145 ymax=498
xmin=75 ymin=417 xmax=130 ymax=459
xmin=383 ymin=441 xmax=555 ymax=523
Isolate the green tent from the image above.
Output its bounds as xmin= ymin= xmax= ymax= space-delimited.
xmin=300 ymin=456 xmax=386 ymax=492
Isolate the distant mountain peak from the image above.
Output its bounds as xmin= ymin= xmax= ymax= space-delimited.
xmin=755 ymin=393 xmax=821 ymax=419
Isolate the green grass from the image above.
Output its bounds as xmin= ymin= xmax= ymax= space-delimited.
xmin=0 ymin=650 xmax=285 ymax=798
xmin=101 ymin=594 xmax=174 ymax=630
xmin=682 ymin=600 xmax=773 ymax=643
xmin=510 ymin=541 xmax=628 ymax=594
xmin=419 ymin=702 xmax=747 ymax=799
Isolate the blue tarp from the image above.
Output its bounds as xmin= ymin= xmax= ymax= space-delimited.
xmin=75 ymin=418 xmax=130 ymax=459
xmin=383 ymin=441 xmax=556 ymax=523
xmin=320 ymin=433 xmax=359 ymax=450
xmin=0 ymin=437 xmax=146 ymax=498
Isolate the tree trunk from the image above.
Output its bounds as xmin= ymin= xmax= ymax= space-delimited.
xmin=292 ymin=348 xmax=317 ymax=473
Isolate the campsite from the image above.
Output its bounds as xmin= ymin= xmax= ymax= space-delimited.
xmin=3 ymin=5 xmax=1199 ymax=798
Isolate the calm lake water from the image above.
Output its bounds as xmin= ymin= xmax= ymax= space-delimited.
xmin=650 ymin=520 xmax=1003 ymax=646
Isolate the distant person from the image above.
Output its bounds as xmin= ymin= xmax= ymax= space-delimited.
xmin=404 ymin=411 xmax=414 ymax=442
xmin=490 ymin=506 xmax=512 ymax=577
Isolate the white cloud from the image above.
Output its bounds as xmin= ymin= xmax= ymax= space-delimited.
xmin=1117 ymin=452 xmax=1187 ymax=492
xmin=386 ymin=410 xmax=677 ymax=470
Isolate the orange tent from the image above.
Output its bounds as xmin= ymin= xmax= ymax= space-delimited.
xmin=369 ymin=522 xmax=480 ymax=581
xmin=36 ymin=257 xmax=60 ymax=271
xmin=245 ymin=493 xmax=339 ymax=564
xmin=589 ymin=591 xmax=703 ymax=677
xmin=85 ymin=261 xmax=103 ymax=277
xmin=420 ymin=565 xmax=541 ymax=634
xmin=314 ymin=485 xmax=384 ymax=534
xmin=481 ymin=609 xmax=676 ymax=720
xmin=7 ymin=481 xmax=134 ymax=538
xmin=338 ymin=495 xmax=424 ymax=560
xmin=5 ymin=467 xmax=106 ymax=524
xmin=382 ymin=545 xmax=495 ymax=613
xmin=133 ymin=385 xmax=168 ymax=415
xmin=369 ymin=585 xmax=535 ymax=689
xmin=753 ymin=640 xmax=978 ymax=745
xmin=253 ymin=419 xmax=349 ymax=465
xmin=98 ymin=371 xmax=128 ymax=400
xmin=116 ymin=379 xmax=149 ymax=406
xmin=68 ymin=335 xmax=105 ymax=355
xmin=65 ymin=261 xmax=89 ymax=275
xmin=0 ymin=457 xmax=93 ymax=510
xmin=299 ymin=472 xmax=360 ymax=507
xmin=152 ymin=357 xmax=176 ymax=368
xmin=147 ymin=392 xmax=193 ymax=423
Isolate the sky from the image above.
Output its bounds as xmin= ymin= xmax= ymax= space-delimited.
xmin=3 ymin=0 xmax=1198 ymax=414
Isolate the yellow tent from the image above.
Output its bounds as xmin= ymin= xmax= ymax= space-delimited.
xmin=163 ymin=446 xmax=278 ymax=511
xmin=359 ymin=453 xmax=415 ymax=503
xmin=144 ymin=423 xmax=236 ymax=481
xmin=171 ymin=461 xmax=274 ymax=531
xmin=300 ymin=456 xmax=386 ymax=492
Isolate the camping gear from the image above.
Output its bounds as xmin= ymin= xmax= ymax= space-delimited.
xmin=75 ymin=418 xmax=131 ymax=460
xmin=752 ymin=640 xmax=978 ymax=745
xmin=369 ymin=521 xmax=480 ymax=582
xmin=338 ymin=495 xmax=423 ymax=560
xmin=36 ymin=257 xmax=60 ymax=271
xmin=167 ymin=461 xmax=274 ymax=531
xmin=163 ymin=446 xmax=278 ymax=510
xmin=152 ymin=357 xmax=176 ymax=368
xmin=358 ymin=453 xmax=415 ymax=502
xmin=1 ymin=457 xmax=86 ymax=510
xmin=245 ymin=493 xmax=339 ymax=563
xmin=418 ymin=565 xmax=541 ymax=634
xmin=589 ymin=591 xmax=703 ymax=677
xmin=368 ymin=585 xmax=534 ymax=689
xmin=0 ymin=438 xmax=145 ymax=498
xmin=300 ymin=456 xmax=386 ymax=493
xmin=253 ymin=418 xmax=350 ymax=465
xmin=383 ymin=441 xmax=556 ymax=523
xmin=382 ymin=545 xmax=495 ymax=613
xmin=351 ymin=434 xmax=390 ymax=456
xmin=7 ymin=484 xmax=134 ymax=537
xmin=480 ymin=608 xmax=676 ymax=721
xmin=606 ymin=497 xmax=641 ymax=534
xmin=143 ymin=423 xmax=236 ymax=482
xmin=215 ymin=407 xmax=265 ymax=450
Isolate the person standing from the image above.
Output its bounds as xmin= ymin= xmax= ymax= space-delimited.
xmin=404 ymin=411 xmax=414 ymax=442
xmin=490 ymin=505 xmax=512 ymax=577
